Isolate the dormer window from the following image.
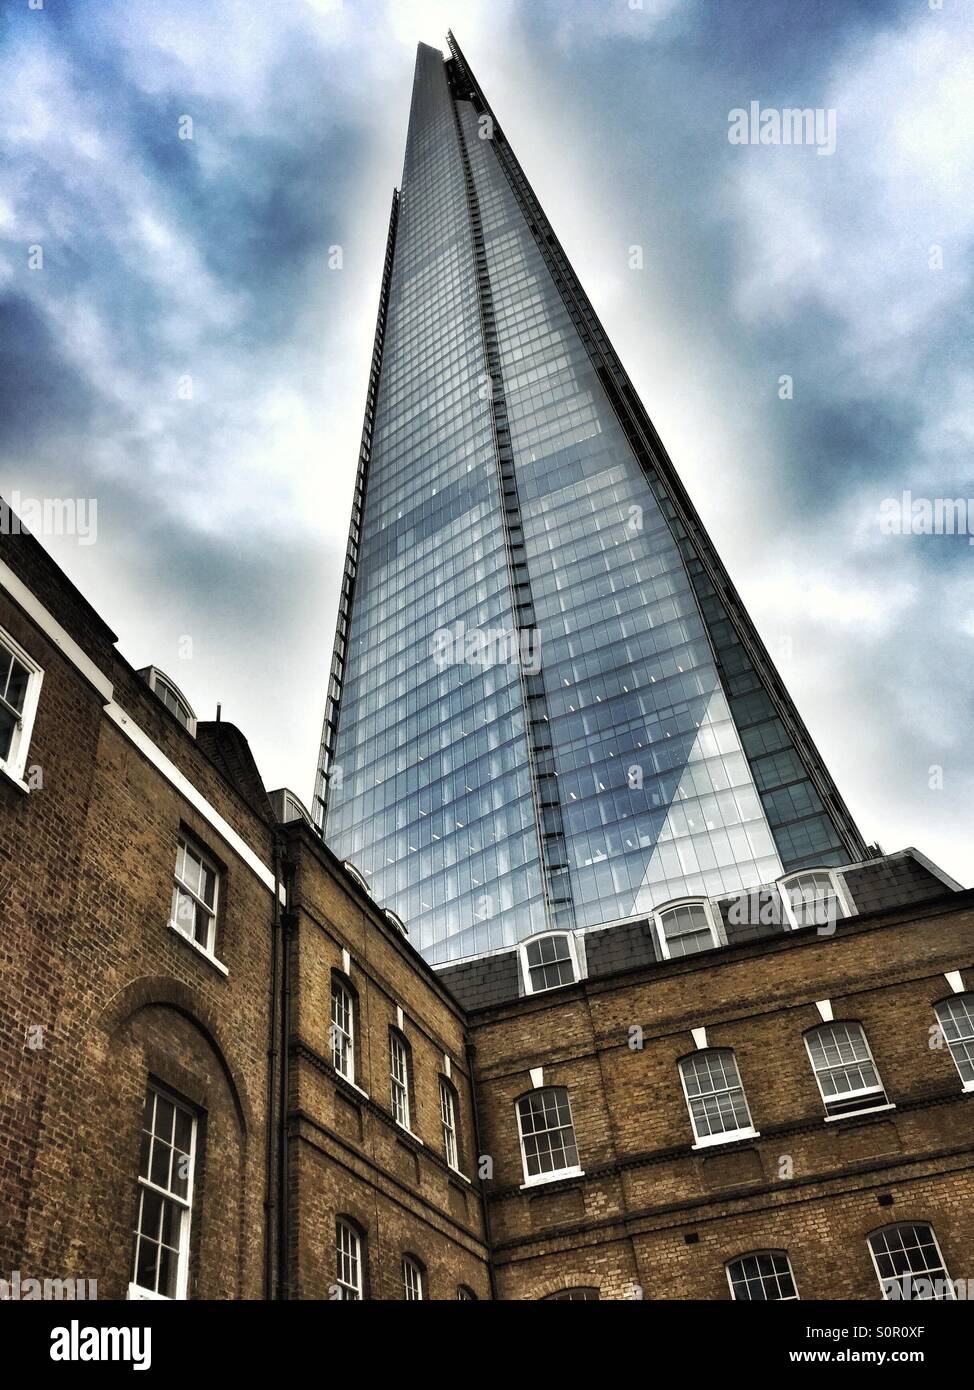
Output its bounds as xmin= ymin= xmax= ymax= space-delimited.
xmin=140 ymin=667 xmax=197 ymax=735
xmin=778 ymin=869 xmax=852 ymax=931
xmin=652 ymin=899 xmax=723 ymax=959
xmin=342 ymin=860 xmax=371 ymax=894
xmin=520 ymin=932 xmax=579 ymax=994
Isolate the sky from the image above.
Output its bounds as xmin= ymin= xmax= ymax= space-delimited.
xmin=0 ymin=0 xmax=971 ymax=887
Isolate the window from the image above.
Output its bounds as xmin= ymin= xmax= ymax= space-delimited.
xmin=131 ymin=1085 xmax=196 ymax=1300
xmin=653 ymin=899 xmax=721 ymax=959
xmin=457 ymin=1285 xmax=477 ymax=1300
xmin=804 ymin=1021 xmax=887 ymax=1117
xmin=726 ymin=1251 xmax=799 ymax=1301
xmin=141 ymin=667 xmax=196 ymax=734
xmin=520 ymin=932 xmax=578 ymax=993
xmin=439 ymin=1077 xmax=459 ymax=1169
xmin=779 ymin=869 xmax=850 ymax=930
xmin=934 ymin=995 xmax=974 ymax=1089
xmin=170 ymin=836 xmax=219 ymax=955
xmin=331 ymin=977 xmax=355 ymax=1083
xmin=544 ymin=1287 xmax=600 ymax=1300
xmin=516 ymin=1086 xmax=581 ymax=1183
xmin=869 ymin=1224 xmax=954 ymax=1300
xmin=389 ymin=1031 xmax=411 ymax=1129
xmin=401 ymin=1255 xmax=424 ymax=1301
xmin=335 ymin=1219 xmax=363 ymax=1300
xmin=0 ymin=630 xmax=42 ymax=782
xmin=679 ymin=1049 xmax=756 ymax=1146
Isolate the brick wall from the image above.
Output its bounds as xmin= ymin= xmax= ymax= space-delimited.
xmin=468 ymin=901 xmax=974 ymax=1299
xmin=282 ymin=825 xmax=491 ymax=1300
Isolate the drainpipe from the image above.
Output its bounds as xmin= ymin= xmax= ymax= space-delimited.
xmin=277 ymin=859 xmax=294 ymax=1299
xmin=465 ymin=1041 xmax=498 ymax=1300
xmin=263 ymin=833 xmax=282 ymax=1298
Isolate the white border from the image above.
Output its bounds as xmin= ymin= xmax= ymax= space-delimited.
xmin=652 ymin=897 xmax=725 ymax=960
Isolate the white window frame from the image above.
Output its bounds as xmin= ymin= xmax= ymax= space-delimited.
xmin=129 ymin=1085 xmax=196 ymax=1301
xmin=652 ymin=897 xmax=724 ymax=961
xmin=335 ymin=1218 xmax=363 ymax=1300
xmin=169 ymin=834 xmax=222 ymax=964
xmin=144 ymin=666 xmax=197 ymax=736
xmin=804 ymin=1021 xmax=890 ymax=1120
xmin=868 ymin=1223 xmax=955 ymax=1301
xmin=778 ymin=868 xmax=853 ymax=931
xmin=389 ymin=1030 xmax=411 ymax=1131
xmin=679 ymin=1048 xmax=759 ymax=1149
xmin=0 ymin=627 xmax=43 ymax=788
xmin=518 ymin=931 xmax=581 ymax=995
xmin=516 ymin=1086 xmax=583 ymax=1187
xmin=401 ymin=1255 xmax=424 ymax=1301
xmin=934 ymin=995 xmax=974 ymax=1092
xmin=439 ymin=1077 xmax=459 ymax=1170
xmin=331 ymin=977 xmax=355 ymax=1083
xmin=726 ymin=1250 xmax=799 ymax=1301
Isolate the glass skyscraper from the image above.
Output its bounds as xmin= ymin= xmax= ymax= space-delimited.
xmin=315 ymin=36 xmax=866 ymax=966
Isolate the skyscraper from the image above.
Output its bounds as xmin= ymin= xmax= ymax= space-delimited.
xmin=315 ymin=35 xmax=866 ymax=966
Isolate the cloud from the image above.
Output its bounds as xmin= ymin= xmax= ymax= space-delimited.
xmin=0 ymin=0 xmax=970 ymax=887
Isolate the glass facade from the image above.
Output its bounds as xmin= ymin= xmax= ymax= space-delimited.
xmin=316 ymin=39 xmax=864 ymax=966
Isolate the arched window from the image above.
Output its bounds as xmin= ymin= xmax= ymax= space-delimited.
xmin=804 ymin=1021 xmax=887 ymax=1118
xmin=457 ymin=1285 xmax=477 ymax=1300
xmin=140 ymin=666 xmax=197 ymax=734
xmin=439 ymin=1076 xmax=460 ymax=1170
xmin=726 ymin=1251 xmax=798 ymax=1301
xmin=868 ymin=1224 xmax=954 ymax=1300
xmin=933 ymin=994 xmax=974 ymax=1089
xmin=653 ymin=899 xmax=722 ymax=959
xmin=544 ymin=1287 xmax=600 ymax=1300
xmin=520 ymin=933 xmax=579 ymax=994
xmin=778 ymin=869 xmax=851 ymax=930
xmin=330 ymin=974 xmax=356 ymax=1083
xmin=679 ymin=1049 xmax=756 ymax=1147
xmin=516 ymin=1086 xmax=581 ymax=1184
xmin=401 ymin=1254 xmax=425 ymax=1301
xmin=335 ymin=1218 xmax=364 ymax=1300
xmin=389 ymin=1029 xmax=412 ymax=1130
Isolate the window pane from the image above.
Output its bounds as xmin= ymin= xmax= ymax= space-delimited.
xmin=728 ymin=1251 xmax=797 ymax=1301
xmin=0 ymin=706 xmax=16 ymax=761
xmin=935 ymin=996 xmax=974 ymax=1085
xmin=870 ymin=1225 xmax=952 ymax=1300
xmin=5 ymin=657 xmax=29 ymax=713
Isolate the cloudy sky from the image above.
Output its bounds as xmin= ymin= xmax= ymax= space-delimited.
xmin=1 ymin=0 xmax=971 ymax=886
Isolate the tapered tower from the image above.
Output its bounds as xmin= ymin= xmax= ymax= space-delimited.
xmin=315 ymin=36 xmax=865 ymax=965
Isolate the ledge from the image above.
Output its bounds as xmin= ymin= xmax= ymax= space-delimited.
xmin=169 ymin=923 xmax=229 ymax=977
xmin=520 ymin=1166 xmax=585 ymax=1191
xmin=824 ymin=1103 xmax=896 ymax=1123
xmin=0 ymin=760 xmax=30 ymax=794
xmin=692 ymin=1128 xmax=760 ymax=1151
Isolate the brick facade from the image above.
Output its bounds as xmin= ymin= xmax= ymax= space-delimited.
xmin=2 ymin=525 xmax=971 ymax=1300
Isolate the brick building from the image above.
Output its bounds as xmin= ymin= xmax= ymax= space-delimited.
xmin=2 ymin=522 xmax=972 ymax=1300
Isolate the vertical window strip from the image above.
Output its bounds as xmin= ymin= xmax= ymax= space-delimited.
xmin=390 ymin=1032 xmax=410 ymax=1129
xmin=680 ymin=1049 xmax=753 ymax=1142
xmin=935 ymin=995 xmax=974 ymax=1086
xmin=331 ymin=979 xmax=354 ymax=1082
xmin=132 ymin=1085 xmax=196 ymax=1299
